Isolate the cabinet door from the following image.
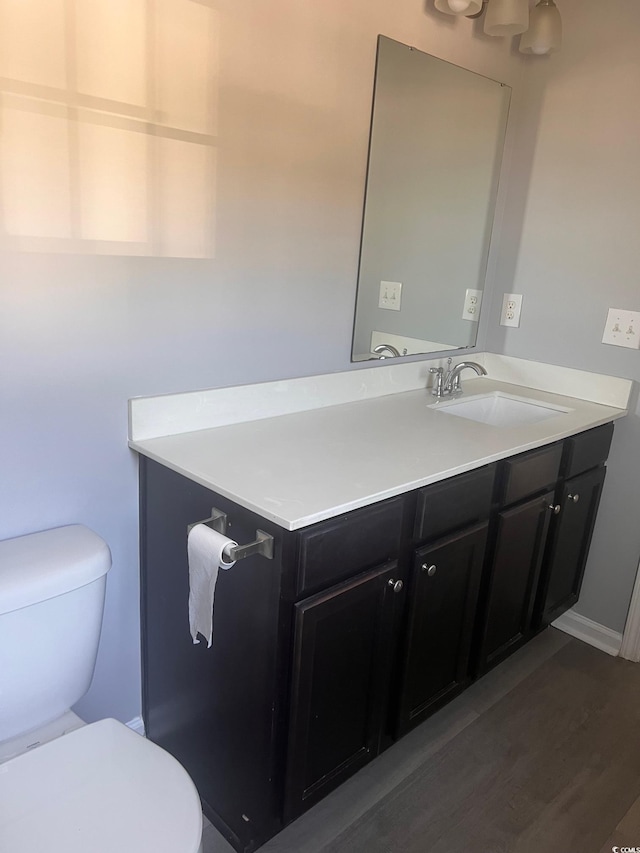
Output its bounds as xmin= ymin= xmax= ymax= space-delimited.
xmin=536 ymin=466 xmax=607 ymax=627
xmin=284 ymin=561 xmax=401 ymax=823
xmin=396 ymin=522 xmax=488 ymax=737
xmin=477 ymin=490 xmax=555 ymax=673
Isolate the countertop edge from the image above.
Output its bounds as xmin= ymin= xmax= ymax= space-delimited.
xmin=129 ymin=399 xmax=627 ymax=531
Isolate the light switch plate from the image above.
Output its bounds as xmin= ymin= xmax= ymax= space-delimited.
xmin=500 ymin=293 xmax=523 ymax=328
xmin=378 ymin=280 xmax=402 ymax=311
xmin=462 ymin=289 xmax=482 ymax=322
xmin=602 ymin=308 xmax=640 ymax=349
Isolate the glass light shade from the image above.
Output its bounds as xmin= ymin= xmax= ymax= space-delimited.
xmin=520 ymin=1 xmax=562 ymax=54
xmin=484 ymin=0 xmax=529 ymax=36
xmin=434 ymin=0 xmax=483 ymax=16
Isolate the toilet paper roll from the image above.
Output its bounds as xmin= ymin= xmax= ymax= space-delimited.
xmin=187 ymin=524 xmax=238 ymax=648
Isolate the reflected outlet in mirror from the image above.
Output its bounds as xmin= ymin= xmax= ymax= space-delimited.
xmin=429 ymin=392 xmax=572 ymax=428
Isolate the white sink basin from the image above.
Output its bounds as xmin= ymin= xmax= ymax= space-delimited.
xmin=429 ymin=391 xmax=571 ymax=428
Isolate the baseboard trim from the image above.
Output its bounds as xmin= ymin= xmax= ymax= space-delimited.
xmin=552 ymin=609 xmax=622 ymax=657
xmin=620 ymin=559 xmax=640 ymax=662
xmin=125 ymin=715 xmax=146 ymax=736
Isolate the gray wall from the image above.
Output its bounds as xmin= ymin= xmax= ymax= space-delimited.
xmin=4 ymin=0 xmax=636 ymax=732
xmin=0 ymin=2 xmax=524 ymax=724
xmin=486 ymin=0 xmax=640 ymax=633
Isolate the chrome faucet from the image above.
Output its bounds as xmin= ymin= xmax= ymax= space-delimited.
xmin=430 ymin=359 xmax=487 ymax=398
xmin=372 ymin=344 xmax=401 ymax=359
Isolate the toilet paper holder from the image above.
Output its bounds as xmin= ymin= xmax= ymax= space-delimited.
xmin=188 ymin=507 xmax=274 ymax=561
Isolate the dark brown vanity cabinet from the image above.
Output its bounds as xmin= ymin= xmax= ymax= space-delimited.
xmin=534 ymin=423 xmax=613 ymax=628
xmin=475 ymin=442 xmax=562 ymax=673
xmin=535 ymin=466 xmax=606 ymax=626
xmin=284 ymin=561 xmax=401 ymax=821
xmin=139 ymin=422 xmax=614 ymax=853
xmin=477 ymin=488 xmax=555 ymax=672
xmin=283 ymin=497 xmax=405 ymax=821
xmin=394 ymin=464 xmax=495 ymax=736
xmin=477 ymin=423 xmax=613 ymax=674
xmin=396 ymin=521 xmax=488 ymax=737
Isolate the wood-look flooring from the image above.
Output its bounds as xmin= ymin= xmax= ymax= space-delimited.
xmin=202 ymin=630 xmax=640 ymax=853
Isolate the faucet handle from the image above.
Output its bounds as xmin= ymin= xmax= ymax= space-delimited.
xmin=429 ymin=366 xmax=445 ymax=397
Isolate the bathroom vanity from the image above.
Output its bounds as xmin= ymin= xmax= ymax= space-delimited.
xmin=131 ymin=364 xmax=628 ymax=853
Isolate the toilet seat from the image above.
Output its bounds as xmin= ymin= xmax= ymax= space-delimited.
xmin=0 ymin=718 xmax=202 ymax=853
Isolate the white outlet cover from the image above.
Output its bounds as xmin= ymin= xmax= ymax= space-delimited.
xmin=462 ymin=289 xmax=483 ymax=322
xmin=602 ymin=307 xmax=640 ymax=349
xmin=500 ymin=293 xmax=523 ymax=328
xmin=378 ymin=280 xmax=402 ymax=311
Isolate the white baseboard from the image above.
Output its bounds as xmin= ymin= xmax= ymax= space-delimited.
xmin=552 ymin=609 xmax=622 ymax=657
xmin=125 ymin=715 xmax=146 ymax=736
xmin=620 ymin=559 xmax=640 ymax=662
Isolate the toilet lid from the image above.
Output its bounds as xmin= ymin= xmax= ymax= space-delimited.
xmin=0 ymin=718 xmax=202 ymax=853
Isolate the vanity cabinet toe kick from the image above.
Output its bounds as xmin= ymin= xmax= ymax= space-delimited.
xmin=139 ymin=421 xmax=614 ymax=853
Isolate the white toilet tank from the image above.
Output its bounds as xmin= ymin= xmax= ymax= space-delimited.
xmin=0 ymin=525 xmax=112 ymax=743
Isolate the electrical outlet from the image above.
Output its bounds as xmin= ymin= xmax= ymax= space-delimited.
xmin=602 ymin=308 xmax=640 ymax=349
xmin=462 ymin=289 xmax=483 ymax=322
xmin=378 ymin=280 xmax=402 ymax=311
xmin=500 ymin=293 xmax=523 ymax=328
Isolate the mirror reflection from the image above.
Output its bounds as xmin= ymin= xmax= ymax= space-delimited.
xmin=352 ymin=37 xmax=511 ymax=361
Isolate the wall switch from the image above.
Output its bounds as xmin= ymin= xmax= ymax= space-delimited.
xmin=462 ymin=288 xmax=483 ymax=322
xmin=378 ymin=280 xmax=402 ymax=311
xmin=500 ymin=293 xmax=523 ymax=328
xmin=602 ymin=308 xmax=640 ymax=349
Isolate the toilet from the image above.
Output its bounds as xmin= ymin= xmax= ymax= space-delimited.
xmin=0 ymin=524 xmax=203 ymax=853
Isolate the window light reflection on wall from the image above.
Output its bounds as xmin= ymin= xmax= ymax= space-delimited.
xmin=0 ymin=0 xmax=219 ymax=258
xmin=434 ymin=0 xmax=563 ymax=56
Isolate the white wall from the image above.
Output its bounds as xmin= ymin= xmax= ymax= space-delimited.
xmin=0 ymin=1 xmax=525 ymax=724
xmin=487 ymin=0 xmax=640 ymax=632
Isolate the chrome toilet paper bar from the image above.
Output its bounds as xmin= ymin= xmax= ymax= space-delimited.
xmin=187 ymin=508 xmax=274 ymax=561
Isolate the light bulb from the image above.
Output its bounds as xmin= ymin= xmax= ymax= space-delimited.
xmin=530 ymin=43 xmax=551 ymax=55
xmin=434 ymin=0 xmax=483 ymax=16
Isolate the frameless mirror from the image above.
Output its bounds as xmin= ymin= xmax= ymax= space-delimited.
xmin=352 ymin=37 xmax=511 ymax=361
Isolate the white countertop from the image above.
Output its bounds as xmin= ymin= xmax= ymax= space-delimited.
xmin=129 ymin=377 xmax=627 ymax=531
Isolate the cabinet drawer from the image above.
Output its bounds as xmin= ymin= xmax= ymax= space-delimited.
xmin=414 ymin=465 xmax=495 ymax=543
xmin=296 ymin=497 xmax=404 ymax=597
xmin=562 ymin=422 xmax=614 ymax=479
xmin=499 ymin=442 xmax=562 ymax=507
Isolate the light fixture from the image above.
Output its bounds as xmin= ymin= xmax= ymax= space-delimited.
xmin=483 ymin=0 xmax=529 ymax=36
xmin=434 ymin=0 xmax=484 ymax=17
xmin=519 ymin=0 xmax=562 ymax=54
xmin=433 ymin=0 xmax=562 ymax=56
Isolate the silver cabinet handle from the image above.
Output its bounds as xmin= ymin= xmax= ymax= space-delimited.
xmin=568 ymin=493 xmax=580 ymax=503
xmin=421 ymin=564 xmax=437 ymax=576
xmin=549 ymin=504 xmax=561 ymax=515
xmin=388 ymin=579 xmax=403 ymax=593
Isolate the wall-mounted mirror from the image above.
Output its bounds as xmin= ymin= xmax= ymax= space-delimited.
xmin=352 ymin=37 xmax=511 ymax=361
